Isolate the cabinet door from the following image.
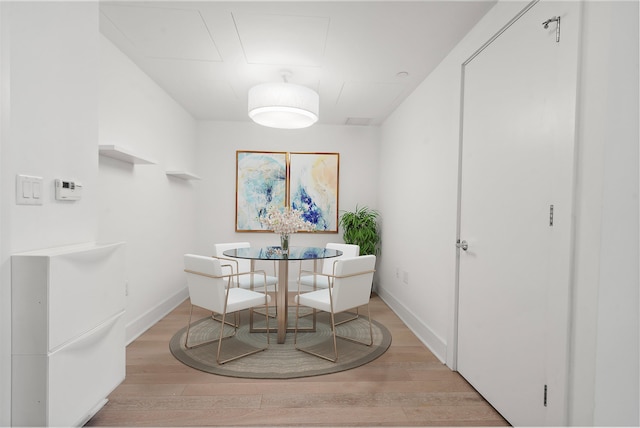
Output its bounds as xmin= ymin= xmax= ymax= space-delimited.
xmin=49 ymin=313 xmax=126 ymax=426
xmin=48 ymin=242 xmax=125 ymax=350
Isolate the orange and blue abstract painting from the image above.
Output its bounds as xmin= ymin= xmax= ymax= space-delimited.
xmin=290 ymin=153 xmax=339 ymax=232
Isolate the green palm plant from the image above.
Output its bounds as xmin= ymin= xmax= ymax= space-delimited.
xmin=339 ymin=205 xmax=380 ymax=256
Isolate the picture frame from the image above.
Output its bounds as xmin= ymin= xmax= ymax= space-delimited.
xmin=235 ymin=151 xmax=287 ymax=232
xmin=289 ymin=152 xmax=340 ymax=233
xmin=235 ymin=151 xmax=340 ymax=232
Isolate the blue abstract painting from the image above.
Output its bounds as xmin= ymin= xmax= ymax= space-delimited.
xmin=236 ymin=151 xmax=287 ymax=231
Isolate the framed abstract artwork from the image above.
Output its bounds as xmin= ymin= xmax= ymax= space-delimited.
xmin=236 ymin=151 xmax=339 ymax=232
xmin=236 ymin=151 xmax=287 ymax=232
xmin=289 ymin=152 xmax=339 ymax=232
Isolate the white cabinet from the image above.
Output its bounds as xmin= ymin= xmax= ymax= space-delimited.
xmin=12 ymin=242 xmax=126 ymax=427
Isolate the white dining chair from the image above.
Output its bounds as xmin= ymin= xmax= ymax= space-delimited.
xmin=294 ymin=255 xmax=376 ymax=363
xmin=183 ymin=254 xmax=270 ymax=364
xmin=214 ymin=242 xmax=278 ymax=291
xmin=298 ymin=243 xmax=360 ymax=289
xmin=298 ymin=243 xmax=360 ymax=325
xmin=214 ymin=241 xmax=279 ymax=325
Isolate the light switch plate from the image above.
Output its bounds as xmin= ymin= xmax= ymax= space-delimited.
xmin=16 ymin=175 xmax=44 ymax=205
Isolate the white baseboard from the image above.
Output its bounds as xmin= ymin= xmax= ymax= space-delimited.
xmin=125 ymin=287 xmax=189 ymax=345
xmin=376 ymin=288 xmax=448 ymax=364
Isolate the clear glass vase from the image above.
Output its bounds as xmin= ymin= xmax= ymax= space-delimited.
xmin=280 ymin=233 xmax=289 ymax=254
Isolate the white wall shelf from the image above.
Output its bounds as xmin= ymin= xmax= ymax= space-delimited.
xmin=166 ymin=171 xmax=201 ymax=181
xmin=99 ymin=145 xmax=156 ymax=165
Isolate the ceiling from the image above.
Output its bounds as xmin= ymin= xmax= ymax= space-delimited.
xmin=99 ymin=1 xmax=496 ymax=126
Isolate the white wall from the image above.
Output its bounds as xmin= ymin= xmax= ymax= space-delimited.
xmin=0 ymin=2 xmax=100 ymax=425
xmin=572 ymin=2 xmax=639 ymax=425
xmin=378 ymin=0 xmax=639 ymax=426
xmin=98 ymin=36 xmax=198 ymax=342
xmin=0 ymin=4 xmax=7 ymax=421
xmin=194 ymin=121 xmax=380 ymax=282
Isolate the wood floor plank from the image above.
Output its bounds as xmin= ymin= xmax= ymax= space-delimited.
xmin=403 ymin=404 xmax=510 ymax=425
xmin=87 ymin=295 xmax=509 ymax=427
xmin=109 ymin=384 xmax=188 ymax=397
xmin=181 ymin=379 xmax=471 ymax=396
xmin=258 ymin=391 xmax=489 ymax=408
xmin=88 ymin=407 xmax=411 ymax=427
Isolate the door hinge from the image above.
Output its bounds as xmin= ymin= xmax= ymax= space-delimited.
xmin=542 ymin=16 xmax=561 ymax=42
xmin=544 ymin=384 xmax=548 ymax=407
xmin=549 ymin=205 xmax=554 ymax=226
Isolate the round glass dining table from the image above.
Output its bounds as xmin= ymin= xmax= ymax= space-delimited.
xmin=223 ymin=246 xmax=342 ymax=343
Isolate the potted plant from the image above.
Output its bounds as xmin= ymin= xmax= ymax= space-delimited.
xmin=339 ymin=205 xmax=380 ymax=256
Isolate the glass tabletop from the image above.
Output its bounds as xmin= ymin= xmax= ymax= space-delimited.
xmin=222 ymin=246 xmax=342 ymax=261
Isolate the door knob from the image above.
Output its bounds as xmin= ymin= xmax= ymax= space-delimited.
xmin=456 ymin=240 xmax=468 ymax=251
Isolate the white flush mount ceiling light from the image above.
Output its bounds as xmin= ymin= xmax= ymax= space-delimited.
xmin=248 ymin=73 xmax=319 ymax=129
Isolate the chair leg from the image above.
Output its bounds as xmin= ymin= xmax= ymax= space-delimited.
xmin=216 ymin=302 xmax=270 ymax=365
xmin=293 ymin=296 xmax=317 ymax=340
xmin=336 ymin=303 xmax=373 ymax=346
xmin=295 ymin=304 xmax=373 ymax=363
xmin=250 ymin=290 xmax=277 ymax=332
xmin=185 ymin=304 xmax=235 ymax=350
xmin=335 ymin=307 xmax=359 ymax=326
xmin=293 ymin=283 xmax=317 ymax=326
xmin=212 ymin=311 xmax=239 ymax=328
xmin=294 ymin=297 xmax=300 ymax=345
xmin=295 ymin=307 xmax=339 ymax=362
xmin=329 ymin=309 xmax=339 ymax=361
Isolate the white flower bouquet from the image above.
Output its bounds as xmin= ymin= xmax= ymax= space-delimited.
xmin=261 ymin=206 xmax=316 ymax=235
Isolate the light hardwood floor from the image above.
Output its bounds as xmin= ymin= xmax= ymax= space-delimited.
xmin=87 ymin=295 xmax=509 ymax=427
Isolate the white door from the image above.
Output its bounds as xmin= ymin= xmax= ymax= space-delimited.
xmin=456 ymin=1 xmax=580 ymax=426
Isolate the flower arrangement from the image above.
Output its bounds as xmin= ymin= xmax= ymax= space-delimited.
xmin=261 ymin=206 xmax=315 ymax=254
xmin=261 ymin=206 xmax=315 ymax=235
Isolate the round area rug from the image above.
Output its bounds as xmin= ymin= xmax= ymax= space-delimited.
xmin=169 ymin=310 xmax=392 ymax=379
